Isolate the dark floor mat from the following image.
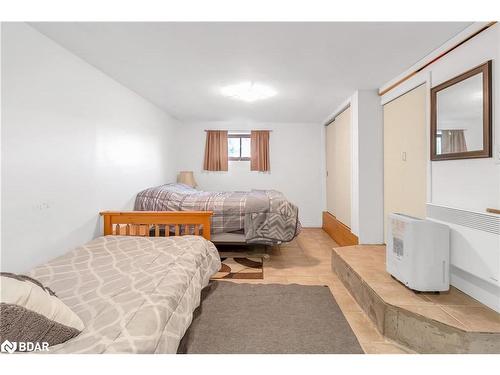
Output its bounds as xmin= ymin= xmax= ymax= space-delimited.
xmin=178 ymin=281 xmax=364 ymax=354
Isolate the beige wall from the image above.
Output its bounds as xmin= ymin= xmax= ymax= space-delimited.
xmin=326 ymin=107 xmax=351 ymax=227
xmin=383 ymin=84 xmax=427 ymax=238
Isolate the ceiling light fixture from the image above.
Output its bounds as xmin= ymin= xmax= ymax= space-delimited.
xmin=471 ymin=90 xmax=483 ymax=100
xmin=220 ymin=82 xmax=276 ymax=103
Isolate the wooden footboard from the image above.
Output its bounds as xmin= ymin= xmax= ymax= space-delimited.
xmin=99 ymin=211 xmax=213 ymax=240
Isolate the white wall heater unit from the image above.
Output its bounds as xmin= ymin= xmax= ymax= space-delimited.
xmin=426 ymin=204 xmax=500 ymax=312
xmin=386 ymin=213 xmax=450 ymax=292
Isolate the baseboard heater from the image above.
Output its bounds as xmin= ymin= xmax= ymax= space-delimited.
xmin=427 ymin=203 xmax=500 ymax=312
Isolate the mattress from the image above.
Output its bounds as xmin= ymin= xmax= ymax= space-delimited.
xmin=134 ymin=183 xmax=301 ymax=244
xmin=29 ymin=235 xmax=221 ymax=353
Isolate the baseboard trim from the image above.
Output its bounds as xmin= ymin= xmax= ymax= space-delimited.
xmin=322 ymin=211 xmax=358 ymax=246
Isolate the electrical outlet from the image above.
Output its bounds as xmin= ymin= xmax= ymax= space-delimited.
xmin=496 ymin=144 xmax=500 ymax=164
xmin=401 ymin=151 xmax=407 ymax=161
xmin=33 ymin=202 xmax=50 ymax=211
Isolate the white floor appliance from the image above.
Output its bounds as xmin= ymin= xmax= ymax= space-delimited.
xmin=386 ymin=213 xmax=450 ymax=292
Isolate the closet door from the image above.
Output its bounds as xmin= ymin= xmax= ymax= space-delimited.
xmin=383 ymin=84 xmax=427 ymax=238
xmin=325 ymin=107 xmax=351 ymax=227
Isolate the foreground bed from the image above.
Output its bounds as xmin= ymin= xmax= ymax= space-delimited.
xmin=27 ymin=213 xmax=220 ymax=354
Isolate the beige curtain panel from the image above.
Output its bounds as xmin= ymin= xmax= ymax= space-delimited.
xmin=203 ymin=130 xmax=228 ymax=171
xmin=441 ymin=129 xmax=467 ymax=154
xmin=250 ymin=130 xmax=270 ymax=172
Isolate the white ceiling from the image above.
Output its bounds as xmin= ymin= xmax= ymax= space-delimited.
xmin=437 ymin=73 xmax=483 ymax=128
xmin=30 ymin=22 xmax=471 ymax=123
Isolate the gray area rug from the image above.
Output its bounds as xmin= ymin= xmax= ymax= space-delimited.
xmin=178 ymin=281 xmax=364 ymax=354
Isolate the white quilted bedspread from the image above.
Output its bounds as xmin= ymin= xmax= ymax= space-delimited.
xmin=29 ymin=235 xmax=220 ymax=353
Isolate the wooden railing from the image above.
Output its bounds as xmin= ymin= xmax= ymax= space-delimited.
xmin=99 ymin=211 xmax=213 ymax=240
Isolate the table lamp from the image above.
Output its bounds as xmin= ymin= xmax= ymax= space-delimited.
xmin=177 ymin=171 xmax=197 ymax=188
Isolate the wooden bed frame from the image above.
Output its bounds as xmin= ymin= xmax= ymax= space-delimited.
xmin=99 ymin=211 xmax=212 ymax=240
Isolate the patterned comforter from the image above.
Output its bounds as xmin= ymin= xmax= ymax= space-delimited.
xmin=134 ymin=183 xmax=301 ymax=244
xmin=29 ymin=235 xmax=221 ymax=353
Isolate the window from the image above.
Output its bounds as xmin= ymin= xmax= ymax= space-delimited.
xmin=436 ymin=130 xmax=442 ymax=155
xmin=228 ymin=134 xmax=251 ymax=161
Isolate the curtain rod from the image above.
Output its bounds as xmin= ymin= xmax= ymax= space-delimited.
xmin=379 ymin=21 xmax=497 ymax=96
xmin=204 ymin=130 xmax=273 ymax=132
xmin=324 ymin=104 xmax=351 ymax=126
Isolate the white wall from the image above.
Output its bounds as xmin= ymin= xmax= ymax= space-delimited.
xmin=381 ymin=23 xmax=500 ymax=212
xmin=380 ymin=23 xmax=500 ymax=312
xmin=326 ymin=90 xmax=384 ymax=244
xmin=355 ymin=90 xmax=384 ymax=244
xmin=429 ymin=26 xmax=499 ymax=211
xmin=175 ymin=121 xmax=325 ymax=227
xmin=1 ymin=23 xmax=180 ymax=272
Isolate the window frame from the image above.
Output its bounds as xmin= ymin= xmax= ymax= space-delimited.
xmin=435 ymin=130 xmax=442 ymax=155
xmin=228 ymin=133 xmax=251 ymax=161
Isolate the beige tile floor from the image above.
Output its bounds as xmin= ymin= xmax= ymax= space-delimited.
xmin=220 ymin=228 xmax=415 ymax=354
xmin=335 ymin=245 xmax=500 ymax=333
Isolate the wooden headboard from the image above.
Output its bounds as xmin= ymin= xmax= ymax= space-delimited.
xmin=99 ymin=211 xmax=213 ymax=240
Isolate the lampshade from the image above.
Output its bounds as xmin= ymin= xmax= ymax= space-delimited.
xmin=177 ymin=171 xmax=197 ymax=187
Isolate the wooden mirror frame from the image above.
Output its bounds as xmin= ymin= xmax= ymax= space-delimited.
xmin=430 ymin=60 xmax=492 ymax=161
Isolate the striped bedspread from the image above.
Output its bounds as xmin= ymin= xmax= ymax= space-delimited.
xmin=134 ymin=183 xmax=301 ymax=244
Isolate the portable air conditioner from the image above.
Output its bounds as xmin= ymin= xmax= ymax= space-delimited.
xmin=386 ymin=213 xmax=450 ymax=292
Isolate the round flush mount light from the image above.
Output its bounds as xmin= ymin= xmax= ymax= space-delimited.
xmin=220 ymin=82 xmax=277 ymax=103
xmin=471 ymin=90 xmax=483 ymax=100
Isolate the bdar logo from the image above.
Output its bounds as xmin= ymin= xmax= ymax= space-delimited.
xmin=1 ymin=340 xmax=17 ymax=354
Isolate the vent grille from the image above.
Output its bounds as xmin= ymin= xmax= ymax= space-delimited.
xmin=427 ymin=204 xmax=500 ymax=235
xmin=393 ymin=237 xmax=404 ymax=258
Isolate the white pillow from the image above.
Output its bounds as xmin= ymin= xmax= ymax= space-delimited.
xmin=0 ymin=273 xmax=84 ymax=350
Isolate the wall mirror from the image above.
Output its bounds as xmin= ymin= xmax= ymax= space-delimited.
xmin=431 ymin=60 xmax=492 ymax=161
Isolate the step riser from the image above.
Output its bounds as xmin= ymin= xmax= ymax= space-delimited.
xmin=332 ymin=250 xmax=500 ymax=354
